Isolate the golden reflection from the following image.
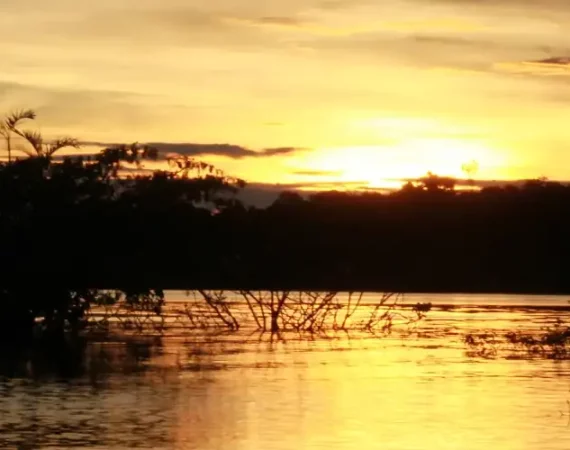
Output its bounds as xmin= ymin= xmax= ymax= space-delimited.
xmin=168 ymin=331 xmax=568 ymax=450
xmin=3 ymin=296 xmax=570 ymax=450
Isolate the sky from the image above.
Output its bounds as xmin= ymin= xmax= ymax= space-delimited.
xmin=1 ymin=0 xmax=569 ymax=190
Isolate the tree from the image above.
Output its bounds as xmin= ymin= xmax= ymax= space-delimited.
xmin=418 ymin=172 xmax=457 ymax=192
xmin=272 ymin=191 xmax=306 ymax=208
xmin=461 ymin=160 xmax=479 ymax=183
xmin=0 ymin=109 xmax=246 ymax=342
xmin=2 ymin=109 xmax=79 ymax=158
xmin=0 ymin=109 xmax=36 ymax=162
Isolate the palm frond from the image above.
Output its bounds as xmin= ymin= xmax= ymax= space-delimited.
xmin=4 ymin=109 xmax=36 ymax=130
xmin=16 ymin=130 xmax=43 ymax=154
xmin=46 ymin=137 xmax=80 ymax=156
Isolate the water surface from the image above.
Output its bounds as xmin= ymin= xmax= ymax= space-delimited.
xmin=1 ymin=292 xmax=570 ymax=450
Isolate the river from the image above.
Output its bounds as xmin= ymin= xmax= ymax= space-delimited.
xmin=1 ymin=292 xmax=570 ymax=449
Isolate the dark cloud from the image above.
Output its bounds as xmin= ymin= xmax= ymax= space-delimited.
xmin=532 ymin=56 xmax=570 ymax=66
xmin=147 ymin=143 xmax=303 ymax=159
xmin=80 ymin=141 xmax=304 ymax=159
xmin=262 ymin=147 xmax=303 ymax=157
xmin=495 ymin=55 xmax=570 ymax=81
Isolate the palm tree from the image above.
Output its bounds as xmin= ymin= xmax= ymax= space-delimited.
xmin=0 ymin=109 xmax=79 ymax=161
xmin=0 ymin=109 xmax=36 ymax=162
xmin=461 ymin=160 xmax=479 ymax=186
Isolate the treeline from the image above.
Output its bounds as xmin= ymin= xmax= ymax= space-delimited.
xmin=3 ymin=158 xmax=570 ymax=294
xmin=1 ymin=111 xmax=570 ymax=296
xmin=249 ymin=178 xmax=569 ymax=293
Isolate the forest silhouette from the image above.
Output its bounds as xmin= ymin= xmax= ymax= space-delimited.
xmin=0 ymin=110 xmax=569 ymax=337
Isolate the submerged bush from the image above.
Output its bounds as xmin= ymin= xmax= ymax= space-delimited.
xmin=85 ymin=290 xmax=431 ymax=336
xmin=0 ymin=288 xmax=165 ymax=342
xmin=465 ymin=320 xmax=570 ymax=360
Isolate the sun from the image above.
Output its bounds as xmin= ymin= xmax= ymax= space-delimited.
xmin=292 ymin=138 xmax=506 ymax=189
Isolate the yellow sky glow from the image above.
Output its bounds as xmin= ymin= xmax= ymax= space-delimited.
xmin=285 ymin=138 xmax=509 ymax=188
xmin=0 ymin=0 xmax=569 ymax=193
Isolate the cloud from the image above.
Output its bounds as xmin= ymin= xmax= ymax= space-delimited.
xmin=408 ymin=0 xmax=570 ymax=19
xmin=383 ymin=18 xmax=484 ymax=32
xmin=412 ymin=35 xmax=488 ymax=47
xmin=292 ymin=169 xmax=343 ymax=176
xmin=0 ymin=81 xmax=170 ymax=137
xmin=252 ymin=16 xmax=307 ymax=27
xmin=228 ymin=13 xmax=374 ymax=37
xmin=12 ymin=7 xmax=308 ymax=53
xmin=539 ymin=57 xmax=570 ymax=65
xmin=298 ymin=32 xmax=495 ymax=71
xmin=80 ymin=141 xmax=305 ymax=159
xmin=496 ymin=56 xmax=570 ymax=76
xmin=297 ymin=19 xmax=569 ymax=79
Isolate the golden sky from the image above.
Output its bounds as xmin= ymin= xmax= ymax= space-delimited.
xmin=1 ymin=0 xmax=570 ymax=189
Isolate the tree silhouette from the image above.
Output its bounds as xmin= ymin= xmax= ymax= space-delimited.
xmin=3 ymin=107 xmax=570 ymax=343
xmin=0 ymin=109 xmax=36 ymax=162
xmin=1 ymin=109 xmax=79 ymax=160
xmin=418 ymin=172 xmax=457 ymax=192
xmin=0 ymin=110 xmax=246 ymax=341
xmin=461 ymin=160 xmax=479 ymax=186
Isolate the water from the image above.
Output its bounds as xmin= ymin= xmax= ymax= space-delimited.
xmin=1 ymin=292 xmax=570 ymax=450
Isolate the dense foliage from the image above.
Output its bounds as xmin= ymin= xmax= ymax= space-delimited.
xmin=1 ymin=109 xmax=570 ymax=338
xmin=0 ymin=110 xmax=243 ymax=339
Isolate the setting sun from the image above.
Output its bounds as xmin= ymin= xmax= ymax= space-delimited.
xmin=289 ymin=138 xmax=508 ymax=189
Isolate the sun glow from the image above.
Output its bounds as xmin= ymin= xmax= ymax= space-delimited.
xmin=291 ymin=138 xmax=507 ymax=189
